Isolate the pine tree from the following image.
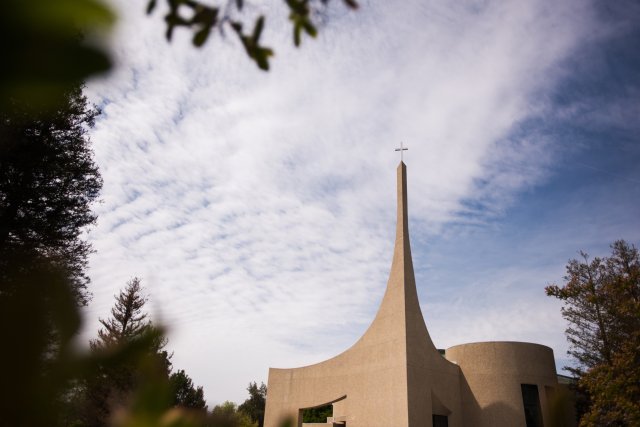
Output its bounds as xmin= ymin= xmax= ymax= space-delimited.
xmin=0 ymin=86 xmax=102 ymax=307
xmin=91 ymin=278 xmax=150 ymax=350
xmin=169 ymin=369 xmax=207 ymax=411
xmin=82 ymin=278 xmax=171 ymax=427
xmin=0 ymin=85 xmax=101 ymax=426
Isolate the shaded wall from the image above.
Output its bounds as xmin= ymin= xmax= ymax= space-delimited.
xmin=446 ymin=341 xmax=559 ymax=427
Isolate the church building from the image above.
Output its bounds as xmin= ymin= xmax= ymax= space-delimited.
xmin=264 ymin=162 xmax=564 ymax=427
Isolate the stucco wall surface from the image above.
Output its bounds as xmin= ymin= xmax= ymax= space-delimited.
xmin=446 ymin=341 xmax=558 ymax=427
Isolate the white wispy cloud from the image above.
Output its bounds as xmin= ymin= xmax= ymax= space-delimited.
xmin=80 ymin=0 xmax=627 ymax=404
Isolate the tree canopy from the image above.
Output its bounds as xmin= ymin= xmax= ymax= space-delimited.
xmin=238 ymin=382 xmax=267 ymax=427
xmin=74 ymin=277 xmax=226 ymax=427
xmin=0 ymin=86 xmax=102 ymax=307
xmin=81 ymin=278 xmax=173 ymax=426
xmin=302 ymin=403 xmax=332 ymax=423
xmin=170 ymin=369 xmax=207 ymax=411
xmin=546 ymin=240 xmax=640 ymax=426
xmin=91 ymin=278 xmax=152 ymax=349
xmin=210 ymin=401 xmax=258 ymax=427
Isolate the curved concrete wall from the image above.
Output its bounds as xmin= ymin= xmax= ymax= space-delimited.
xmin=446 ymin=341 xmax=558 ymax=427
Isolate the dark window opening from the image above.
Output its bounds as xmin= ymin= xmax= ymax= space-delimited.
xmin=302 ymin=403 xmax=332 ymax=423
xmin=521 ymin=384 xmax=543 ymax=427
xmin=432 ymin=414 xmax=448 ymax=427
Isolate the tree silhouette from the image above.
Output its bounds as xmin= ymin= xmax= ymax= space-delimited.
xmin=170 ymin=369 xmax=207 ymax=411
xmin=82 ymin=278 xmax=171 ymax=427
xmin=0 ymin=86 xmax=102 ymax=308
xmin=91 ymin=278 xmax=151 ymax=350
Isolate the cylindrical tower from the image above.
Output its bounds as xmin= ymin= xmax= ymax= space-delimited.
xmin=446 ymin=341 xmax=558 ymax=427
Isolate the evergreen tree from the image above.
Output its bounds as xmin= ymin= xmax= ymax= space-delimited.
xmin=546 ymin=240 xmax=640 ymax=426
xmin=170 ymin=369 xmax=207 ymax=411
xmin=238 ymin=382 xmax=267 ymax=427
xmin=82 ymin=278 xmax=171 ymax=427
xmin=0 ymin=86 xmax=101 ymax=426
xmin=0 ymin=86 xmax=102 ymax=307
xmin=91 ymin=278 xmax=151 ymax=350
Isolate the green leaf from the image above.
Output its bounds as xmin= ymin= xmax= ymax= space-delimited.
xmin=35 ymin=0 xmax=116 ymax=32
xmin=146 ymin=0 xmax=157 ymax=14
xmin=254 ymin=48 xmax=273 ymax=71
xmin=293 ymin=24 xmax=301 ymax=47
xmin=285 ymin=0 xmax=308 ymax=15
xmin=252 ymin=16 xmax=265 ymax=42
xmin=301 ymin=19 xmax=317 ymax=37
xmin=193 ymin=28 xmax=210 ymax=47
xmin=230 ymin=21 xmax=243 ymax=34
xmin=193 ymin=6 xmax=218 ymax=26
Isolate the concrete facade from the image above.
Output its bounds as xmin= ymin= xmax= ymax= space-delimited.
xmin=264 ymin=163 xmax=561 ymax=427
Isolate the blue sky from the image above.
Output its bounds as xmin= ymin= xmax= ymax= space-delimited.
xmin=83 ymin=0 xmax=639 ymax=405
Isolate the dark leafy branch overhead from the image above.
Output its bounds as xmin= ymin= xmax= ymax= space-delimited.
xmin=1 ymin=0 xmax=357 ymax=109
xmin=148 ymin=0 xmax=358 ymax=70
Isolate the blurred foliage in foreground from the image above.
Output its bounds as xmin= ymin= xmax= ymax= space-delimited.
xmin=0 ymin=86 xmax=102 ymax=312
xmin=0 ymin=264 xmax=286 ymax=427
xmin=0 ymin=0 xmax=114 ymax=112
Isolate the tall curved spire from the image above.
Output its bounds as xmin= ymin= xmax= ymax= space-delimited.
xmin=394 ymin=161 xmax=412 ymax=280
xmin=364 ymin=161 xmax=437 ymax=353
xmin=264 ymin=161 xmax=455 ymax=427
xmin=396 ymin=161 xmax=438 ymax=353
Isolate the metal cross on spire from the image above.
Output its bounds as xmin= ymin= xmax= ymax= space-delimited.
xmin=395 ymin=141 xmax=408 ymax=162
